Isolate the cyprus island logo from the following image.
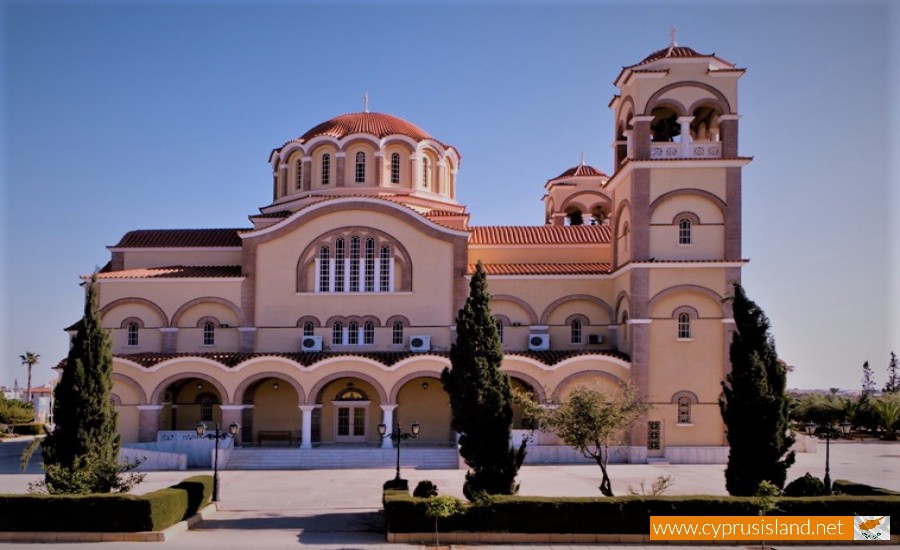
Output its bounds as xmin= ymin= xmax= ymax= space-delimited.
xmin=854 ymin=515 xmax=890 ymax=541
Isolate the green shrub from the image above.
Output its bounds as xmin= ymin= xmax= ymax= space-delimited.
xmin=0 ymin=475 xmax=213 ymax=532
xmin=783 ymin=473 xmax=827 ymax=497
xmin=383 ymin=478 xmax=409 ymax=491
xmin=11 ymin=423 xmax=46 ymax=436
xmin=413 ymin=480 xmax=438 ymax=498
xmin=833 ymin=479 xmax=900 ymax=496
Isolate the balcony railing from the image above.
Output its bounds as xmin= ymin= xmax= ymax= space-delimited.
xmin=649 ymin=141 xmax=722 ymax=160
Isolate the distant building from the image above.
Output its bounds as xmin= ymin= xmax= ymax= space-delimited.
xmin=73 ymin=42 xmax=748 ymax=464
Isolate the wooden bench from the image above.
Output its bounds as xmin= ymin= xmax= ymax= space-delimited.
xmin=257 ymin=430 xmax=294 ymax=446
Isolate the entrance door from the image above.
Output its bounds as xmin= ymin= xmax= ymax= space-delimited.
xmin=333 ymin=401 xmax=369 ymax=443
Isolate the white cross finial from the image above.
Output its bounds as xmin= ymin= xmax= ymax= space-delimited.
xmin=364 ymin=91 xmax=369 ymax=113
xmin=669 ymin=26 xmax=677 ymax=47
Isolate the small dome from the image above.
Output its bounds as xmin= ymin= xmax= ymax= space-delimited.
xmin=296 ymin=112 xmax=435 ymax=143
xmin=628 ymin=44 xmax=734 ymax=69
xmin=551 ymin=164 xmax=608 ymax=180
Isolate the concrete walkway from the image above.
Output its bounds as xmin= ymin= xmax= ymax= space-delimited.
xmin=0 ymin=439 xmax=896 ymax=548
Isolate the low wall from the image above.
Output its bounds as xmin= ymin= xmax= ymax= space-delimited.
xmin=664 ymin=446 xmax=728 ymax=464
xmin=120 ymin=446 xmax=187 ymax=471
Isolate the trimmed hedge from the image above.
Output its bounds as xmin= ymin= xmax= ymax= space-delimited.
xmin=834 ymin=479 xmax=900 ymax=496
xmin=384 ymin=490 xmax=900 ymax=534
xmin=10 ymin=423 xmax=46 ymax=436
xmin=0 ymin=475 xmax=212 ymax=532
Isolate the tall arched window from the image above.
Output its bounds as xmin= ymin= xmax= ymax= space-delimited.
xmin=321 ymin=153 xmax=331 ymax=185
xmin=349 ymin=237 xmax=360 ymax=292
xmin=622 ymin=223 xmax=630 ymax=252
xmin=495 ymin=319 xmax=504 ymax=343
xmin=295 ymin=158 xmax=303 ymax=189
xmin=348 ymin=321 xmax=359 ymax=345
xmin=390 ymin=153 xmax=401 ymax=184
xmin=392 ymin=320 xmax=404 ymax=345
xmin=363 ymin=321 xmax=375 ymax=345
xmin=332 ymin=322 xmax=343 ymax=345
xmin=364 ymin=238 xmax=375 ymax=292
xmin=570 ymin=318 xmax=583 ymax=344
xmin=203 ymin=321 xmax=216 ymax=346
xmin=126 ymin=322 xmax=139 ymax=346
xmin=303 ymin=321 xmax=315 ymax=336
xmin=677 ymin=396 xmax=692 ymax=424
xmin=678 ymin=312 xmax=692 ymax=339
xmin=421 ymin=157 xmax=430 ymax=187
xmin=334 ymin=238 xmax=345 ymax=292
xmin=199 ymin=394 xmax=215 ymax=422
xmin=622 ymin=312 xmax=629 ymax=342
xmin=379 ymin=245 xmax=391 ymax=292
xmin=318 ymin=246 xmax=330 ymax=292
xmin=678 ymin=218 xmax=692 ymax=245
xmin=354 ymin=151 xmax=366 ymax=183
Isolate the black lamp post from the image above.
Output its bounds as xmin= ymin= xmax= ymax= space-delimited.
xmin=377 ymin=420 xmax=420 ymax=480
xmin=195 ymin=421 xmax=239 ymax=502
xmin=805 ymin=420 xmax=851 ymax=492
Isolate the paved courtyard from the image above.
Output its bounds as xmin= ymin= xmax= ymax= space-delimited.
xmin=0 ymin=439 xmax=896 ymax=548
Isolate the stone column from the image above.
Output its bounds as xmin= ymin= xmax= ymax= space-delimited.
xmin=624 ymin=129 xmax=634 ymax=160
xmin=219 ymin=405 xmax=245 ymax=446
xmin=159 ymin=328 xmax=178 ymax=354
xmin=278 ymin=163 xmax=288 ymax=197
xmin=137 ymin=405 xmax=164 ymax=442
xmin=238 ymin=327 xmax=257 ymax=353
xmin=335 ymin=152 xmax=346 ymax=187
xmin=374 ymin=152 xmax=384 ymax=187
xmin=380 ymin=404 xmax=398 ymax=448
xmin=299 ymin=405 xmax=321 ymax=449
xmin=677 ymin=116 xmax=694 ymax=157
xmin=719 ymin=114 xmax=740 ymax=158
xmin=631 ymin=116 xmax=654 ymax=160
xmin=302 ymin=156 xmax=312 ymax=190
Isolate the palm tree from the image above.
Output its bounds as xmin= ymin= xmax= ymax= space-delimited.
xmin=18 ymin=352 xmax=40 ymax=404
xmin=872 ymin=394 xmax=900 ymax=440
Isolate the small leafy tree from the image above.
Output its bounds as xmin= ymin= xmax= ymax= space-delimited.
xmin=441 ymin=262 xmax=525 ymax=500
xmin=425 ymin=495 xmax=463 ymax=547
xmin=720 ymin=282 xmax=795 ymax=496
xmin=0 ymin=394 xmax=34 ymax=425
xmin=40 ymin=275 xmax=142 ymax=494
xmin=862 ymin=360 xmax=876 ymax=396
xmin=884 ymin=352 xmax=899 ymax=394
xmin=547 ymin=384 xmax=649 ymax=496
xmin=872 ymin=394 xmax=900 ymax=440
xmin=18 ymin=352 xmax=40 ymax=406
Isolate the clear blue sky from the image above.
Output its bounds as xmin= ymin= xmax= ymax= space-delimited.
xmin=1 ymin=0 xmax=897 ymax=392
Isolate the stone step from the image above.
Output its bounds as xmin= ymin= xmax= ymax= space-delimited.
xmin=225 ymin=447 xmax=459 ymax=470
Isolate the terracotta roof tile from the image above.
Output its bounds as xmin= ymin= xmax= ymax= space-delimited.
xmin=298 ymin=112 xmax=435 ymax=142
xmin=111 ymin=229 xmax=247 ymax=248
xmin=470 ymin=225 xmax=611 ymax=245
xmin=469 ymin=263 xmax=612 ymax=276
xmin=97 ymin=349 xmax=629 ymax=369
xmin=550 ymin=164 xmax=608 ymax=180
xmin=95 ymin=265 xmax=242 ymax=279
xmin=629 ymin=45 xmax=735 ymax=68
xmin=424 ymin=209 xmax=466 ymax=217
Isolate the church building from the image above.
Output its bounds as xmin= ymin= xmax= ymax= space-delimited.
xmin=81 ymin=42 xmax=748 ymax=465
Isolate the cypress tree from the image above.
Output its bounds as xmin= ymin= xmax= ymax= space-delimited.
xmin=41 ymin=275 xmax=127 ymax=493
xmin=719 ymin=282 xmax=795 ymax=496
xmin=441 ymin=262 xmax=526 ymax=500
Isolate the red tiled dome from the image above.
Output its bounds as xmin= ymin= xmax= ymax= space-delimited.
xmin=628 ymin=45 xmax=733 ymax=69
xmin=297 ymin=112 xmax=435 ymax=143
xmin=552 ymin=164 xmax=608 ymax=180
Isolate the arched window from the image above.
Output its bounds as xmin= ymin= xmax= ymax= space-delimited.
xmin=126 ymin=322 xmax=139 ymax=346
xmin=332 ymin=322 xmax=343 ymax=345
xmin=203 ymin=321 xmax=216 ymax=346
xmin=392 ymin=320 xmax=404 ymax=345
xmin=364 ymin=238 xmax=375 ymax=292
xmin=677 ymin=396 xmax=692 ymax=424
xmin=321 ymin=153 xmax=331 ymax=185
xmin=334 ymin=238 xmax=345 ymax=292
xmin=336 ymin=385 xmax=368 ymax=401
xmin=390 ymin=153 xmax=401 ymax=184
xmin=354 ymin=151 xmax=366 ymax=183
xmin=622 ymin=312 xmax=629 ymax=342
xmin=348 ymin=321 xmax=359 ymax=345
xmin=678 ymin=312 xmax=692 ymax=339
xmin=570 ymin=318 xmax=583 ymax=344
xmin=379 ymin=245 xmax=391 ymax=292
xmin=318 ymin=246 xmax=330 ymax=292
xmin=363 ymin=321 xmax=375 ymax=345
xmin=495 ymin=319 xmax=504 ymax=343
xmin=678 ymin=218 xmax=692 ymax=245
xmin=622 ymin=223 xmax=630 ymax=252
xmin=303 ymin=321 xmax=315 ymax=337
xmin=421 ymin=157 xmax=430 ymax=187
xmin=295 ymin=158 xmax=303 ymax=189
xmin=349 ymin=237 xmax=360 ymax=292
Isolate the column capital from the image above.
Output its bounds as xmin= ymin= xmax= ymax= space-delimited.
xmin=137 ymin=405 xmax=164 ymax=411
xmin=299 ymin=404 xmax=322 ymax=412
xmin=158 ymin=327 xmax=179 ymax=333
xmin=237 ymin=327 xmax=257 ymax=333
xmin=676 ymin=116 xmax=694 ymax=124
xmin=379 ymin=404 xmax=399 ymax=413
xmin=219 ymin=405 xmax=247 ymax=411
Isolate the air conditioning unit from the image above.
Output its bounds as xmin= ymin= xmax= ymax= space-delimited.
xmin=409 ymin=335 xmax=431 ymax=352
xmin=588 ymin=334 xmax=604 ymax=345
xmin=300 ymin=335 xmax=323 ymax=352
xmin=528 ymin=333 xmax=550 ymax=351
